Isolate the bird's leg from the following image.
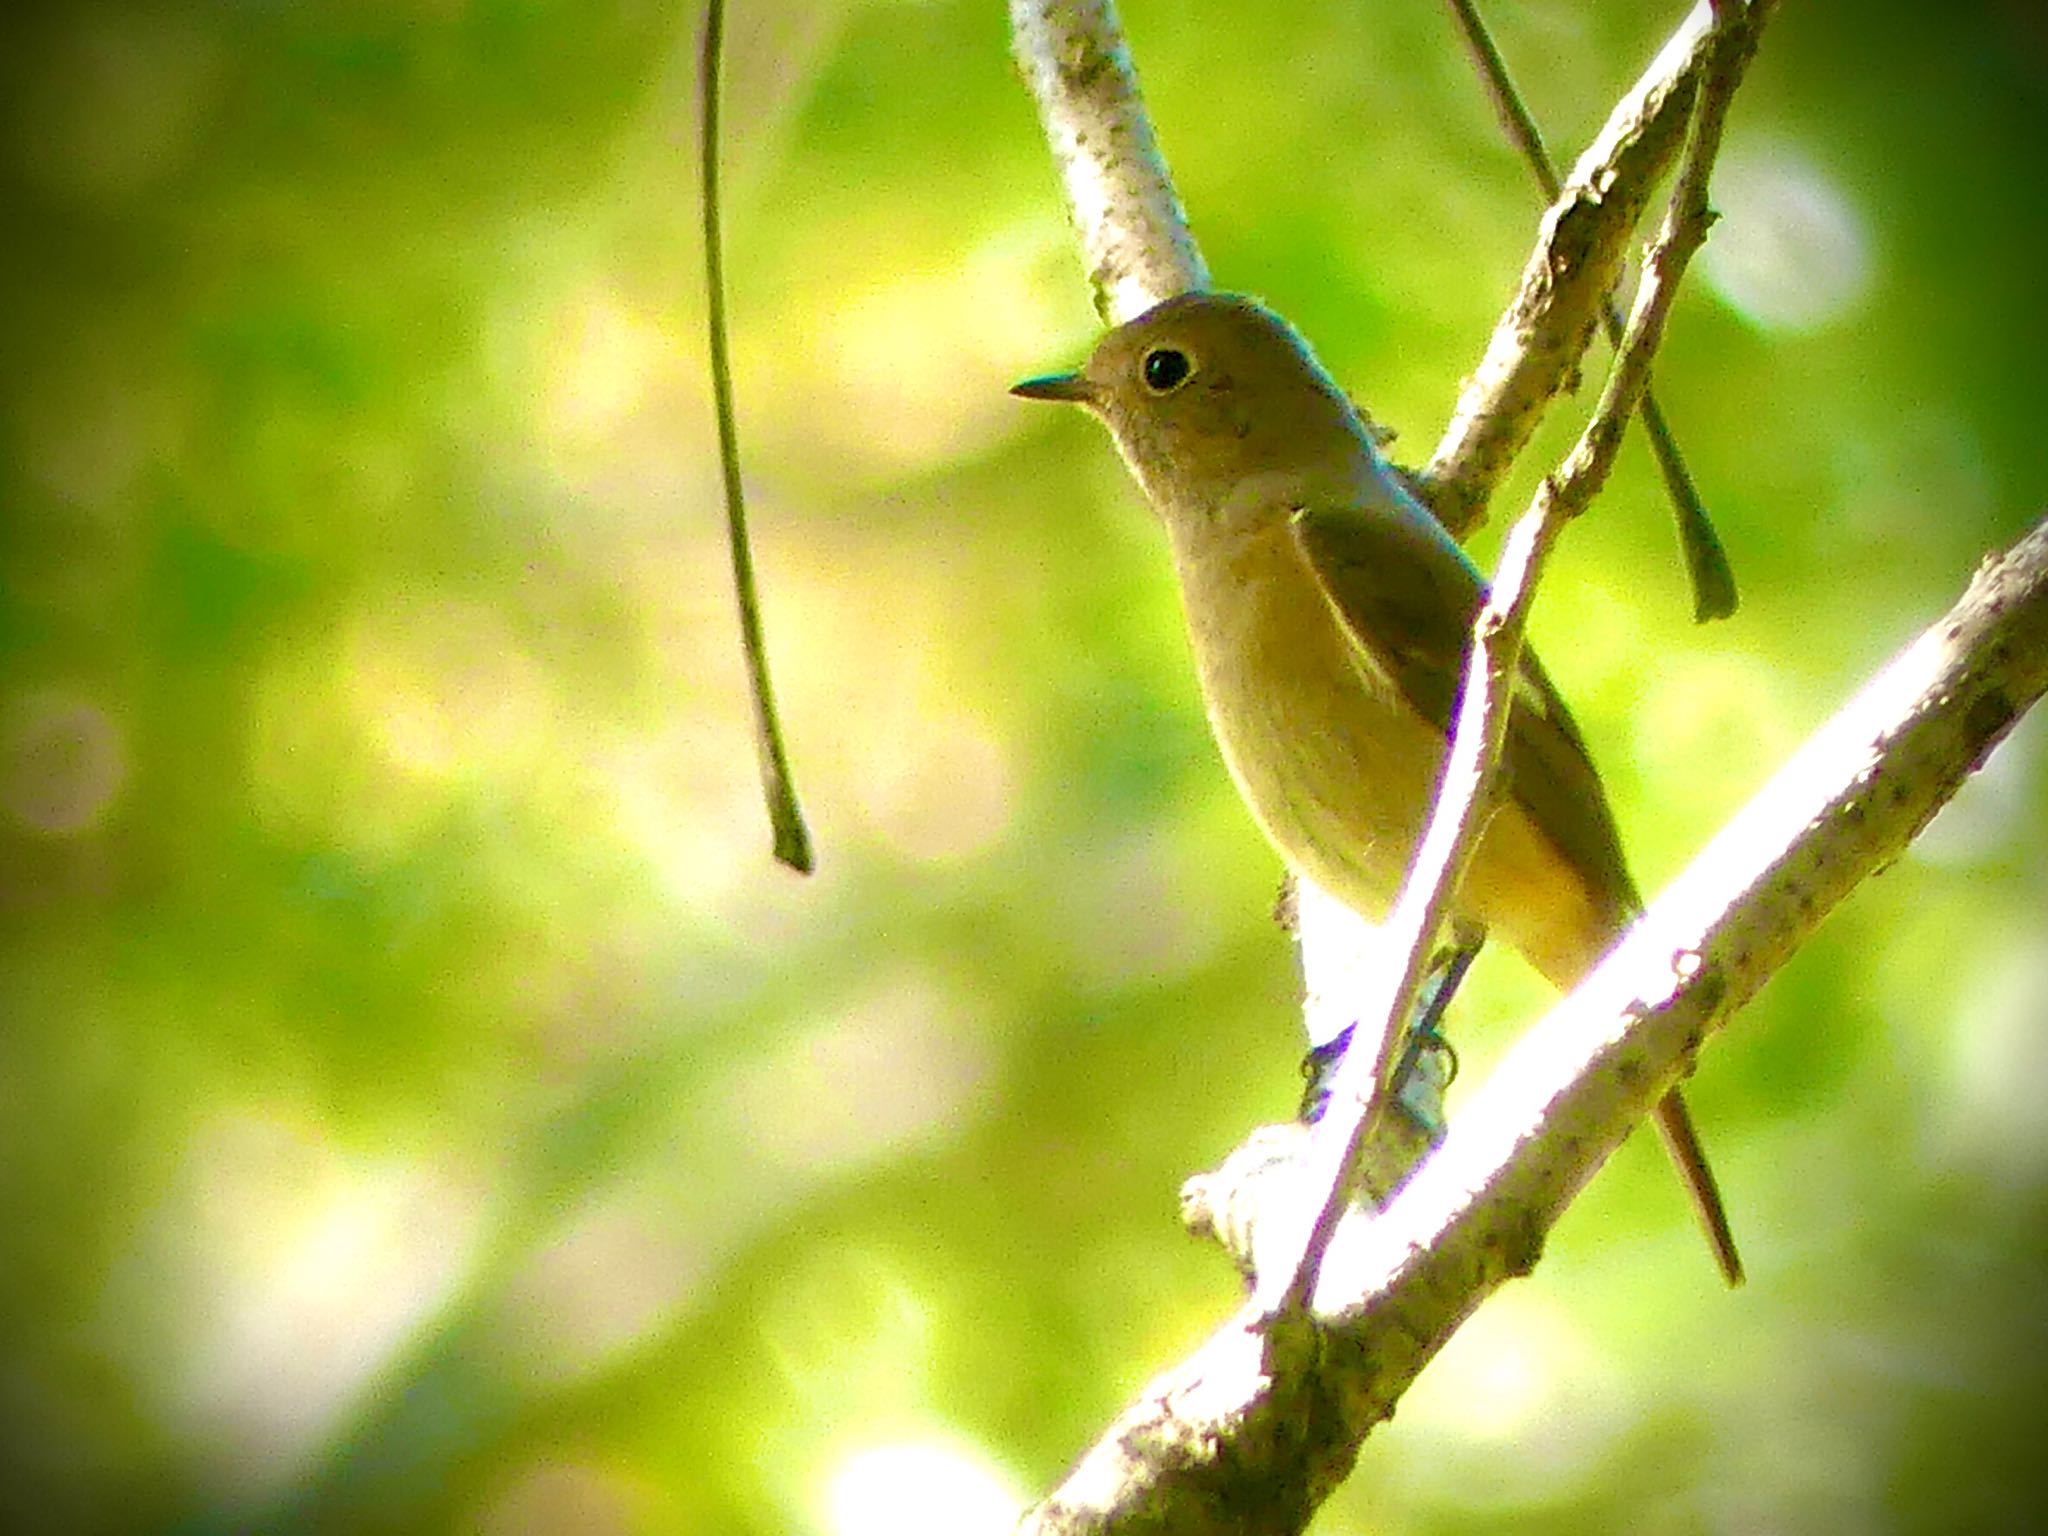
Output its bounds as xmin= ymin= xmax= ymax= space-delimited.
xmin=1296 ymin=1029 xmax=1350 ymax=1125
xmin=1297 ymin=936 xmax=1482 ymax=1136
xmin=1389 ymin=937 xmax=1478 ymax=1138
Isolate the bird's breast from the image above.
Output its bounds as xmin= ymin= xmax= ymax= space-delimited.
xmin=1164 ymin=516 xmax=1621 ymax=985
xmin=1167 ymin=519 xmax=1444 ymax=921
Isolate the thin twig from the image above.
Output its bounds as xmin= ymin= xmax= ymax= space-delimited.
xmin=1267 ymin=0 xmax=1770 ymax=1322
xmin=1419 ymin=0 xmax=1718 ymax=540
xmin=1445 ymin=0 xmax=1559 ymax=197
xmin=1444 ymin=0 xmax=1738 ymax=621
xmin=699 ymin=0 xmax=814 ymax=874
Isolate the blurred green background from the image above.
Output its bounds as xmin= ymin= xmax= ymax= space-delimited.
xmin=3 ymin=1 xmax=2045 ymax=1532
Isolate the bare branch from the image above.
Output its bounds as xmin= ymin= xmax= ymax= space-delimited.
xmin=1443 ymin=0 xmax=1738 ymax=620
xmin=1262 ymin=0 xmax=1766 ymax=1321
xmin=698 ymin=0 xmax=813 ymax=873
xmin=1418 ymin=0 xmax=1719 ymax=539
xmin=1009 ymin=0 xmax=1208 ymax=322
xmin=1023 ymin=506 xmax=2048 ymax=1532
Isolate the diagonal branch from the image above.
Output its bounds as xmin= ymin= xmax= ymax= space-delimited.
xmin=1443 ymin=0 xmax=1738 ymax=621
xmin=1261 ymin=0 xmax=1768 ymax=1322
xmin=1022 ymin=496 xmax=2048 ymax=1528
xmin=1418 ymin=0 xmax=1723 ymax=541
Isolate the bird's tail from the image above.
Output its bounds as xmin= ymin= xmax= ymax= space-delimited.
xmin=1652 ymin=1089 xmax=1744 ymax=1287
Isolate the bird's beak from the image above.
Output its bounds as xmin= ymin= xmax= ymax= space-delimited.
xmin=1009 ymin=371 xmax=1095 ymax=405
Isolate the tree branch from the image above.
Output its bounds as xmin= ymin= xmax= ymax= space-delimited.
xmin=1261 ymin=0 xmax=1764 ymax=1325
xmin=1443 ymin=0 xmax=1738 ymax=620
xmin=1009 ymin=0 xmax=1208 ymax=323
xmin=1021 ymin=509 xmax=2048 ymax=1533
xmin=1417 ymin=0 xmax=1722 ymax=540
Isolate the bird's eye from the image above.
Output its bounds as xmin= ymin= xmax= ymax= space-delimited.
xmin=1141 ymin=347 xmax=1192 ymax=393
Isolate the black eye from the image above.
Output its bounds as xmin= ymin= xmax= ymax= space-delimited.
xmin=1141 ymin=347 xmax=1192 ymax=393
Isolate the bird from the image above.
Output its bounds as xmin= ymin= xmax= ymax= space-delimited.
xmin=1013 ymin=291 xmax=1741 ymax=1285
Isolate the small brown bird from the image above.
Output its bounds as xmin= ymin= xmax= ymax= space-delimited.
xmin=1015 ymin=292 xmax=1741 ymax=1285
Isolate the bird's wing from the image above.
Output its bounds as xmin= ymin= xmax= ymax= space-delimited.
xmin=1289 ymin=496 xmax=1640 ymax=913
